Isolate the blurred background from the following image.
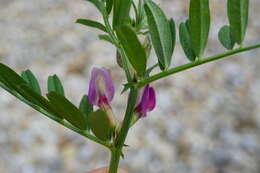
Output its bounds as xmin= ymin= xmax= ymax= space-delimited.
xmin=0 ymin=0 xmax=260 ymax=172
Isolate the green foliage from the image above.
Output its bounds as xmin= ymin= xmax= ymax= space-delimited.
xmin=48 ymin=75 xmax=65 ymax=96
xmin=88 ymin=109 xmax=114 ymax=141
xmin=79 ymin=95 xmax=93 ymax=131
xmin=47 ymin=92 xmax=87 ymax=130
xmin=0 ymin=63 xmax=60 ymax=118
xmin=98 ymin=34 xmax=114 ymax=44
xmin=169 ymin=18 xmax=176 ymax=57
xmin=144 ymin=0 xmax=173 ymax=70
xmin=189 ymin=0 xmax=211 ymax=57
xmin=21 ymin=70 xmax=41 ymax=95
xmin=17 ymin=85 xmax=62 ymax=118
xmin=1 ymin=0 xmax=260 ymax=162
xmin=116 ymin=25 xmax=147 ymax=77
xmin=113 ymin=0 xmax=132 ymax=27
xmin=76 ymin=19 xmax=107 ymax=32
xmin=227 ymin=0 xmax=249 ymax=45
xmin=0 ymin=63 xmax=26 ymax=90
xmin=105 ymin=0 xmax=113 ymax=14
xmin=179 ymin=22 xmax=196 ymax=61
xmin=218 ymin=25 xmax=235 ymax=50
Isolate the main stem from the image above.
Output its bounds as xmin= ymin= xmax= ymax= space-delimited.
xmin=108 ymin=149 xmax=121 ymax=173
xmin=109 ymin=87 xmax=138 ymax=173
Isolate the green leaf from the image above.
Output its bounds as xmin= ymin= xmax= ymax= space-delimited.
xmin=113 ymin=0 xmax=132 ymax=27
xmin=21 ymin=70 xmax=41 ymax=95
xmin=169 ymin=18 xmax=176 ymax=56
xmin=48 ymin=75 xmax=65 ymax=96
xmin=227 ymin=0 xmax=249 ymax=45
xmin=115 ymin=25 xmax=147 ymax=77
xmin=106 ymin=0 xmax=113 ymax=14
xmin=144 ymin=0 xmax=173 ymax=70
xmin=47 ymin=92 xmax=87 ymax=130
xmin=112 ymin=0 xmax=131 ymax=27
xmin=179 ymin=22 xmax=196 ymax=61
xmin=189 ymin=0 xmax=210 ymax=57
xmin=98 ymin=34 xmax=113 ymax=44
xmin=76 ymin=19 xmax=107 ymax=32
xmin=135 ymin=0 xmax=146 ymax=30
xmin=16 ymin=85 xmax=63 ymax=119
xmin=0 ymin=64 xmax=61 ymax=118
xmin=0 ymin=63 xmax=26 ymax=90
xmin=79 ymin=95 xmax=93 ymax=130
xmin=88 ymin=109 xmax=114 ymax=141
xmin=85 ymin=0 xmax=106 ymax=14
xmin=218 ymin=25 xmax=235 ymax=50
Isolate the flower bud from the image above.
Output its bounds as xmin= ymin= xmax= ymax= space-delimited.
xmin=135 ymin=85 xmax=156 ymax=118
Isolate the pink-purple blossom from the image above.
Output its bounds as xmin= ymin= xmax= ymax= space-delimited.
xmin=88 ymin=67 xmax=115 ymax=107
xmin=135 ymin=85 xmax=156 ymax=118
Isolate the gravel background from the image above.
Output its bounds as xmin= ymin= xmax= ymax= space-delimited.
xmin=0 ymin=0 xmax=260 ymax=173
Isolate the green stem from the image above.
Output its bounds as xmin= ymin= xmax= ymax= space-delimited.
xmin=108 ymin=87 xmax=138 ymax=173
xmin=137 ymin=43 xmax=260 ymax=88
xmin=0 ymin=82 xmax=111 ymax=148
xmin=109 ymin=149 xmax=121 ymax=173
xmin=102 ymin=10 xmax=133 ymax=82
xmin=116 ymin=87 xmax=138 ymax=147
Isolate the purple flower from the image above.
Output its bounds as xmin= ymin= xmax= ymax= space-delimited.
xmin=88 ymin=67 xmax=115 ymax=107
xmin=135 ymin=85 xmax=156 ymax=118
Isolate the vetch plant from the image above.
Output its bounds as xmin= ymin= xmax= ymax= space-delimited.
xmin=0 ymin=0 xmax=259 ymax=172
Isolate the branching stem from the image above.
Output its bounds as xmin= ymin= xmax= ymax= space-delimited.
xmin=136 ymin=43 xmax=260 ymax=88
xmin=108 ymin=87 xmax=138 ymax=173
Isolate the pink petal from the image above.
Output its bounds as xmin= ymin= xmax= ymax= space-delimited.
xmin=135 ymin=85 xmax=156 ymax=117
xmin=88 ymin=67 xmax=115 ymax=106
xmin=88 ymin=68 xmax=99 ymax=105
xmin=146 ymin=87 xmax=156 ymax=111
xmin=99 ymin=68 xmax=115 ymax=102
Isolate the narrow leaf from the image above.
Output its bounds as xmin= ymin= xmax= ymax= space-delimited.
xmin=113 ymin=0 xmax=132 ymax=27
xmin=48 ymin=75 xmax=65 ymax=96
xmin=0 ymin=63 xmax=26 ymax=90
xmin=98 ymin=34 xmax=113 ymax=44
xmin=218 ymin=25 xmax=235 ymax=50
xmin=47 ymin=92 xmax=87 ymax=130
xmin=169 ymin=18 xmax=176 ymax=56
xmin=79 ymin=95 xmax=93 ymax=130
xmin=144 ymin=0 xmax=173 ymax=70
xmin=0 ymin=64 xmax=61 ymax=118
xmin=21 ymin=70 xmax=41 ymax=95
xmin=227 ymin=0 xmax=249 ymax=45
xmin=0 ymin=65 xmax=72 ymax=128
xmin=189 ymin=0 xmax=210 ymax=57
xmin=16 ymin=85 xmax=63 ymax=119
xmin=88 ymin=109 xmax=114 ymax=141
xmin=179 ymin=22 xmax=196 ymax=61
xmin=116 ymin=25 xmax=147 ymax=76
xmin=76 ymin=19 xmax=107 ymax=32
xmin=106 ymin=0 xmax=113 ymax=14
